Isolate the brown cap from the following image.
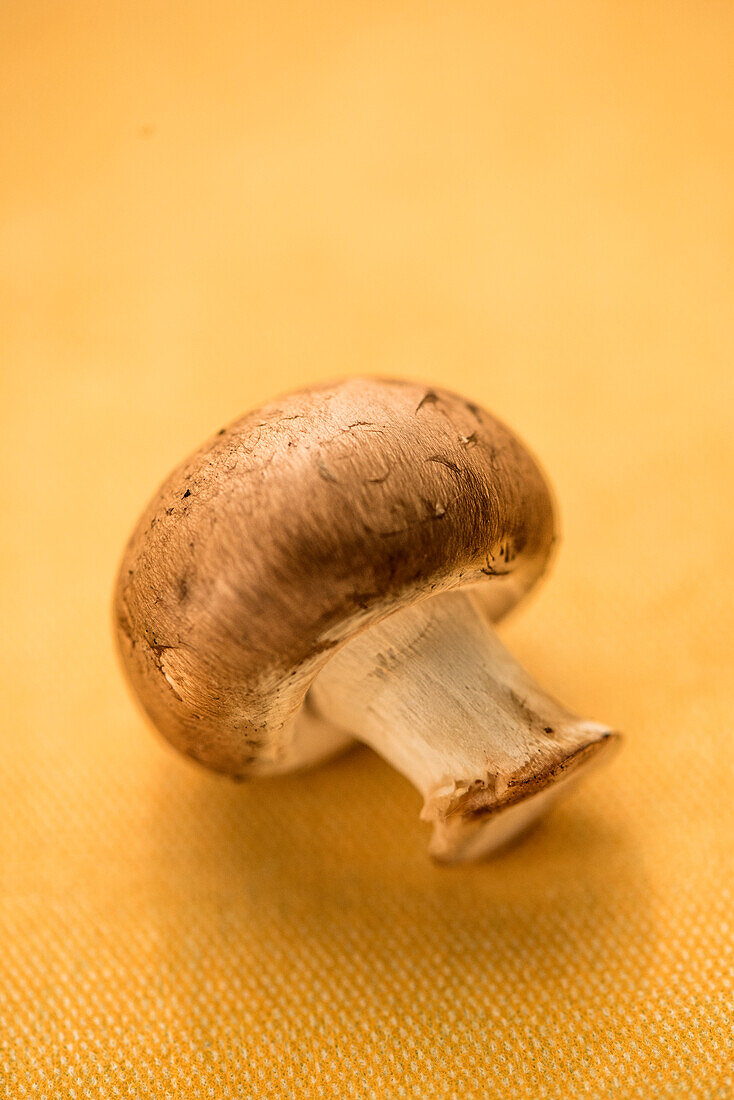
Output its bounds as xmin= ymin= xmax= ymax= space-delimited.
xmin=114 ymin=377 xmax=555 ymax=775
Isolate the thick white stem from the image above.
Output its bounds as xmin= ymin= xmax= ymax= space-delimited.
xmin=308 ymin=589 xmax=618 ymax=862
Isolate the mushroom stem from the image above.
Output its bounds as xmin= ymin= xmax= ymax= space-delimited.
xmin=308 ymin=589 xmax=619 ymax=862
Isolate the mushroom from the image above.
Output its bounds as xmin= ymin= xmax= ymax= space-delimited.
xmin=114 ymin=377 xmax=619 ymax=862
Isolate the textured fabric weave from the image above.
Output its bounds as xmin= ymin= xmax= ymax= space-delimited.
xmin=1 ymin=3 xmax=733 ymax=1097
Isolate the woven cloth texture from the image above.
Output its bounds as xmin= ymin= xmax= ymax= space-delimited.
xmin=2 ymin=3 xmax=733 ymax=1097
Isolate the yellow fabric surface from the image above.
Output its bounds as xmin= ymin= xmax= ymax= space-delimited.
xmin=2 ymin=3 xmax=733 ymax=1097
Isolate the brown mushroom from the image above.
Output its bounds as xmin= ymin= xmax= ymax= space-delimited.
xmin=114 ymin=377 xmax=619 ymax=861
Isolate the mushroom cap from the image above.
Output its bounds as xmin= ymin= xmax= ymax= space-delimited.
xmin=114 ymin=377 xmax=556 ymax=774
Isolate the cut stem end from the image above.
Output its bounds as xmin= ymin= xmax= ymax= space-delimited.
xmin=425 ymin=726 xmax=620 ymax=862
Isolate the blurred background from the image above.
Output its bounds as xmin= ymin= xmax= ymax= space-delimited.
xmin=2 ymin=3 xmax=733 ymax=1097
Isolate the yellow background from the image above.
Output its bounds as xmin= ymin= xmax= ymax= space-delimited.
xmin=2 ymin=3 xmax=733 ymax=1097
